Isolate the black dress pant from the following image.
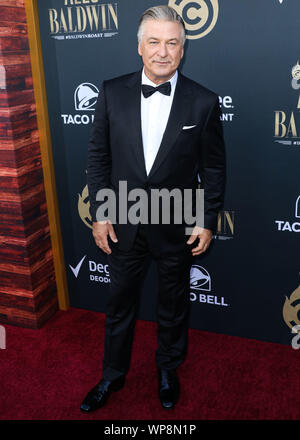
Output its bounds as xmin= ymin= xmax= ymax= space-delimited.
xmin=102 ymin=224 xmax=193 ymax=381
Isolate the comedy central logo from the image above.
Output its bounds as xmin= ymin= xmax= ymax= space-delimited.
xmin=169 ymin=0 xmax=219 ymax=40
xmin=78 ymin=184 xmax=92 ymax=229
xmin=292 ymin=61 xmax=300 ymax=91
xmin=283 ymin=284 xmax=300 ymax=330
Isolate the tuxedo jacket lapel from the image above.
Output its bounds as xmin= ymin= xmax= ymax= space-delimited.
xmin=147 ymin=72 xmax=191 ymax=180
xmin=124 ymin=70 xmax=191 ymax=181
xmin=124 ymin=70 xmax=148 ymax=181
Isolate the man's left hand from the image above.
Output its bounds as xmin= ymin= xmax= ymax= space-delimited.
xmin=187 ymin=227 xmax=213 ymax=256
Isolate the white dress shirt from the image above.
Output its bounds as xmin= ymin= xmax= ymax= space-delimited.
xmin=141 ymin=68 xmax=178 ymax=175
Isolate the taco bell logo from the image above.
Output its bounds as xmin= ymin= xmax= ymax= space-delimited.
xmin=74 ymin=83 xmax=99 ymax=111
xmin=61 ymin=82 xmax=99 ymax=125
xmin=189 ymin=265 xmax=229 ymax=306
xmin=190 ymin=265 xmax=211 ymax=291
xmin=275 ymin=196 xmax=300 ymax=232
xmin=295 ymin=195 xmax=300 ymax=218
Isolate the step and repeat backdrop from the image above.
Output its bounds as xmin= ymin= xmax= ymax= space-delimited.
xmin=37 ymin=0 xmax=299 ymax=345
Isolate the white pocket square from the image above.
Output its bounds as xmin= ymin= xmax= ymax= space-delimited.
xmin=182 ymin=125 xmax=197 ymax=130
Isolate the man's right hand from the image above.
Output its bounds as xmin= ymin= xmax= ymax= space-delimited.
xmin=92 ymin=221 xmax=118 ymax=255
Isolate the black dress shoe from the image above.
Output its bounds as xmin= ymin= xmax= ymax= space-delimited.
xmin=80 ymin=376 xmax=125 ymax=412
xmin=158 ymin=368 xmax=180 ymax=409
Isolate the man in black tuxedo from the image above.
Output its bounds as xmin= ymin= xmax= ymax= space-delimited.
xmin=81 ymin=5 xmax=226 ymax=412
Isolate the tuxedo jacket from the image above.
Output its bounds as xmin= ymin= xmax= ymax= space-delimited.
xmin=87 ymin=69 xmax=226 ymax=252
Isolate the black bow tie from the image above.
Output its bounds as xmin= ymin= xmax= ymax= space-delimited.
xmin=141 ymin=82 xmax=171 ymax=98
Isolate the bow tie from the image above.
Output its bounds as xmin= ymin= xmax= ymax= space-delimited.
xmin=141 ymin=82 xmax=171 ymax=98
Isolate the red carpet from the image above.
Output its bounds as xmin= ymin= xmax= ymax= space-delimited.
xmin=1 ymin=307 xmax=300 ymax=420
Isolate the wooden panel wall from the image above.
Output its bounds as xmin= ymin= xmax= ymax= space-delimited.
xmin=0 ymin=0 xmax=58 ymax=328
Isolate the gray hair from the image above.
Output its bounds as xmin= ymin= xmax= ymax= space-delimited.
xmin=137 ymin=5 xmax=186 ymax=46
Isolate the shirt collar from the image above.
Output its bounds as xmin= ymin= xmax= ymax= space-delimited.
xmin=141 ymin=68 xmax=178 ymax=92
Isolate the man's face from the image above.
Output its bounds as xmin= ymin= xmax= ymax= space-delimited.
xmin=138 ymin=19 xmax=184 ymax=84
